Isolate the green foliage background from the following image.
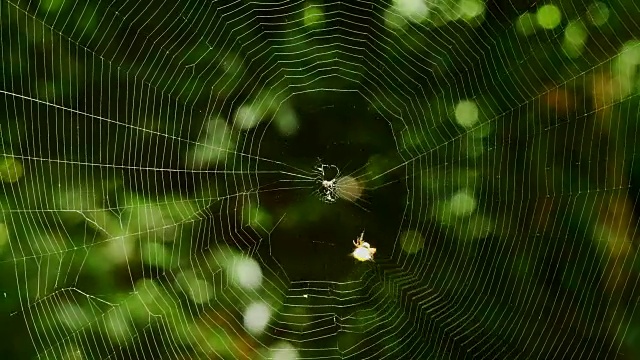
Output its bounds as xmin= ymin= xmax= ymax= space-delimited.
xmin=2 ymin=0 xmax=640 ymax=359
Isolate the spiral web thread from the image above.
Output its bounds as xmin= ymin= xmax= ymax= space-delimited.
xmin=1 ymin=0 xmax=640 ymax=359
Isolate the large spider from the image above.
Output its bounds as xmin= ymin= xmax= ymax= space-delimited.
xmin=315 ymin=163 xmax=340 ymax=203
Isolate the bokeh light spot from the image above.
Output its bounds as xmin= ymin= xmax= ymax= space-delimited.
xmin=243 ymin=301 xmax=271 ymax=335
xmin=0 ymin=157 xmax=24 ymax=183
xmin=537 ymin=5 xmax=562 ymax=30
xmin=587 ymin=2 xmax=610 ymax=26
xmin=460 ymin=0 xmax=485 ymax=20
xmin=270 ymin=341 xmax=299 ymax=360
xmin=449 ymin=188 xmax=477 ymax=216
xmin=455 ymin=100 xmax=479 ymax=128
xmin=229 ymin=256 xmax=263 ymax=290
xmin=304 ymin=3 xmax=325 ymax=27
xmin=563 ymin=20 xmax=588 ymax=58
xmin=393 ymin=0 xmax=429 ymax=23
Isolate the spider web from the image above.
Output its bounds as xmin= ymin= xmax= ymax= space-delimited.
xmin=1 ymin=0 xmax=640 ymax=358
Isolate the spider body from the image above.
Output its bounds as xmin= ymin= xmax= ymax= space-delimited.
xmin=351 ymin=231 xmax=376 ymax=262
xmin=316 ymin=163 xmax=340 ymax=203
xmin=313 ymin=161 xmax=365 ymax=206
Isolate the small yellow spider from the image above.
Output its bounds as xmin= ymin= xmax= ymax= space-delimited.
xmin=351 ymin=231 xmax=376 ymax=262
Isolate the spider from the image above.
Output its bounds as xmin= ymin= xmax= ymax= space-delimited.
xmin=315 ymin=163 xmax=340 ymax=203
xmin=351 ymin=231 xmax=376 ymax=262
